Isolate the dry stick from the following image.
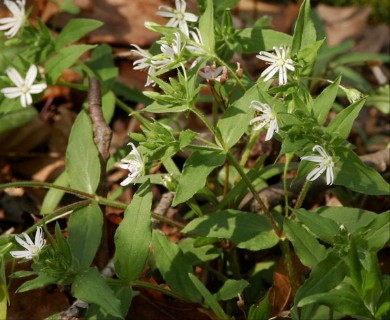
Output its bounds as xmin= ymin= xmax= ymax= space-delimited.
xmin=88 ymin=77 xmax=113 ymax=270
xmin=240 ymin=148 xmax=390 ymax=213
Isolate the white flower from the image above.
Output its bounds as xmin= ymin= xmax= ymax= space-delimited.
xmin=152 ymin=32 xmax=183 ymax=69
xmin=10 ymin=226 xmax=46 ymax=260
xmin=156 ymin=0 xmax=198 ymax=37
xmin=131 ymin=44 xmax=156 ymax=87
xmin=1 ymin=64 xmax=47 ymax=107
xmin=117 ymin=142 xmax=143 ymax=186
xmin=199 ymin=64 xmax=227 ymax=83
xmin=249 ymin=100 xmax=279 ymax=141
xmin=301 ymin=145 xmax=335 ymax=185
xmin=186 ymin=28 xmax=207 ymax=55
xmin=256 ymin=46 xmax=295 ymax=85
xmin=0 ymin=0 xmax=26 ymax=38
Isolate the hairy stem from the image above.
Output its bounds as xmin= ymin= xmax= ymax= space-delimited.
xmin=294 ymin=179 xmax=312 ymax=209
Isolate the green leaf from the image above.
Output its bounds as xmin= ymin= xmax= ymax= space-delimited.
xmin=214 ymin=279 xmax=249 ymax=301
xmin=86 ymin=44 xmax=118 ymax=89
xmin=0 ymin=107 xmax=37 ymax=134
xmin=294 ymin=208 xmax=340 ymax=244
xmin=317 ymin=206 xmax=378 ymax=233
xmin=102 ymin=90 xmax=116 ymax=123
xmin=55 ymin=19 xmax=103 ymax=50
xmin=152 ymin=231 xmax=201 ymax=302
xmin=217 ymin=83 xmax=260 ymax=149
xmin=173 ymin=149 xmax=225 ymax=206
xmin=188 ymin=273 xmax=228 ymax=319
xmin=114 ymin=182 xmax=152 ymax=282
xmin=182 ymin=210 xmax=279 ymax=251
xmin=334 ymin=147 xmax=390 ymax=195
xmin=199 ymin=0 xmax=215 ymax=53
xmin=366 ymin=84 xmax=390 ymax=114
xmin=313 ymin=76 xmax=341 ymax=125
xmin=67 ymin=202 xmax=103 ymax=271
xmin=66 ymin=110 xmax=101 ymax=194
xmin=359 ymin=211 xmax=390 ymax=252
xmin=16 ymin=273 xmax=56 ymax=293
xmin=234 ymin=28 xmax=292 ymax=54
xmin=326 ymin=98 xmax=366 ymax=140
xmin=45 ymin=44 xmax=96 ymax=83
xmin=41 ymin=171 xmax=68 ymax=214
xmin=291 ymin=0 xmax=316 ymax=53
xmin=248 ymin=293 xmax=270 ymax=320
xmin=298 ymin=282 xmax=373 ymax=318
xmin=284 ymin=219 xmax=327 ymax=267
xmin=72 ymin=267 xmax=122 ymax=318
xmin=295 ymin=251 xmax=348 ymax=305
xmin=178 ymin=238 xmax=221 ymax=265
xmin=361 ymin=252 xmax=382 ymax=310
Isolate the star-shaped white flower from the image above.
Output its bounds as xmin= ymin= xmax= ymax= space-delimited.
xmin=152 ymin=32 xmax=183 ymax=69
xmin=249 ymin=100 xmax=279 ymax=141
xmin=10 ymin=226 xmax=46 ymax=260
xmin=131 ymin=44 xmax=156 ymax=87
xmin=256 ymin=46 xmax=295 ymax=85
xmin=156 ymin=0 xmax=198 ymax=37
xmin=117 ymin=142 xmax=143 ymax=186
xmin=1 ymin=64 xmax=47 ymax=107
xmin=301 ymin=145 xmax=335 ymax=185
xmin=0 ymin=0 xmax=26 ymax=38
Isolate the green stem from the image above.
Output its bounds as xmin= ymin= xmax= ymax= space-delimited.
xmin=283 ymin=153 xmax=293 ymax=217
xmin=294 ymin=180 xmax=312 ymax=209
xmin=226 ymin=152 xmax=281 ymax=237
xmin=114 ymin=97 xmax=151 ymax=129
xmin=132 ymin=280 xmax=190 ymax=301
xmin=227 ymin=247 xmax=241 ymax=280
xmin=239 ymin=129 xmax=260 ymax=168
xmin=279 ymin=239 xmax=299 ymax=296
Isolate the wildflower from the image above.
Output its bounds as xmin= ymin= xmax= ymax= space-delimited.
xmin=256 ymin=46 xmax=295 ymax=85
xmin=186 ymin=28 xmax=207 ymax=55
xmin=152 ymin=32 xmax=183 ymax=69
xmin=249 ymin=100 xmax=279 ymax=141
xmin=0 ymin=0 xmax=26 ymax=38
xmin=10 ymin=226 xmax=46 ymax=260
xmin=117 ymin=142 xmax=143 ymax=186
xmin=156 ymin=0 xmax=198 ymax=37
xmin=131 ymin=44 xmax=156 ymax=87
xmin=301 ymin=145 xmax=335 ymax=185
xmin=1 ymin=64 xmax=47 ymax=107
xmin=199 ymin=64 xmax=227 ymax=83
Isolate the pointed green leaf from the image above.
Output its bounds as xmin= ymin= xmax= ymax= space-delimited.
xmin=0 ymin=107 xmax=38 ymax=134
xmin=173 ymin=149 xmax=225 ymax=206
xmin=217 ymin=83 xmax=260 ymax=149
xmin=152 ymin=231 xmax=201 ymax=302
xmin=45 ymin=44 xmax=96 ymax=83
xmin=68 ymin=202 xmax=103 ymax=271
xmin=199 ymin=0 xmax=215 ymax=52
xmin=294 ymin=208 xmax=340 ymax=244
xmin=66 ymin=110 xmax=101 ymax=194
xmin=326 ymin=98 xmax=366 ymax=140
xmin=55 ymin=19 xmax=103 ymax=50
xmin=16 ymin=273 xmax=56 ymax=293
xmin=41 ymin=171 xmax=68 ymax=215
xmin=291 ymin=0 xmax=316 ymax=53
xmin=334 ymin=147 xmax=390 ymax=195
xmin=114 ymin=182 xmax=152 ymax=282
xmin=359 ymin=211 xmax=390 ymax=251
xmin=188 ymin=273 xmax=228 ymax=319
xmin=295 ymin=251 xmax=348 ymax=305
xmin=313 ymin=76 xmax=341 ymax=125
xmin=284 ymin=219 xmax=327 ymax=267
xmin=214 ymin=279 xmax=249 ymax=301
xmin=72 ymin=267 xmax=122 ymax=318
xmin=182 ymin=210 xmax=279 ymax=251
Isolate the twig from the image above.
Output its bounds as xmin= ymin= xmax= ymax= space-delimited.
xmin=152 ymin=191 xmax=176 ymax=229
xmin=88 ymin=77 xmax=112 ymax=270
